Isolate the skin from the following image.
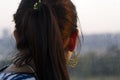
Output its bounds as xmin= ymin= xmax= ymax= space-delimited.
xmin=3 ymin=30 xmax=78 ymax=73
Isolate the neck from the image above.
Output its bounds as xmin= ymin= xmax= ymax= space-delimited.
xmin=3 ymin=59 xmax=36 ymax=73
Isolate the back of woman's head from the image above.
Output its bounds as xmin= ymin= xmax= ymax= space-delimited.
xmin=13 ymin=0 xmax=78 ymax=80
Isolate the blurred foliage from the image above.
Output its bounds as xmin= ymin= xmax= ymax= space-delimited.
xmin=69 ymin=45 xmax=120 ymax=79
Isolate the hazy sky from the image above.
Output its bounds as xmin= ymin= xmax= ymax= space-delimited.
xmin=0 ymin=0 xmax=120 ymax=35
xmin=74 ymin=0 xmax=120 ymax=34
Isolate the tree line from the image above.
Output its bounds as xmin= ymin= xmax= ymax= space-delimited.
xmin=69 ymin=45 xmax=120 ymax=77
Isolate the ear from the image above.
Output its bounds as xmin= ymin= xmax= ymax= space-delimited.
xmin=13 ymin=30 xmax=19 ymax=43
xmin=68 ymin=30 xmax=78 ymax=51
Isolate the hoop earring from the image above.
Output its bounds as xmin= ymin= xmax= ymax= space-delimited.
xmin=66 ymin=51 xmax=78 ymax=68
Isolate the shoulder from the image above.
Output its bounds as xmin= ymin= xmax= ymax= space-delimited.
xmin=0 ymin=72 xmax=36 ymax=80
xmin=0 ymin=64 xmax=36 ymax=80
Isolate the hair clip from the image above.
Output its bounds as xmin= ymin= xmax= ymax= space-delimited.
xmin=33 ymin=0 xmax=41 ymax=10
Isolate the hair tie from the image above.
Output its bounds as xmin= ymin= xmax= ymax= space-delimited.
xmin=33 ymin=0 xmax=42 ymax=10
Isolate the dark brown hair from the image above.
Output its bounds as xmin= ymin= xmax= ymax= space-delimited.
xmin=13 ymin=0 xmax=78 ymax=80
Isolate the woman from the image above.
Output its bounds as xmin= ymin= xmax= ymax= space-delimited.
xmin=0 ymin=0 xmax=80 ymax=80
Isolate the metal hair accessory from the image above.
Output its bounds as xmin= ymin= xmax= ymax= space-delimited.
xmin=33 ymin=0 xmax=41 ymax=10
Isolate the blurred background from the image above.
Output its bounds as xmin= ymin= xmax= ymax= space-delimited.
xmin=0 ymin=0 xmax=120 ymax=80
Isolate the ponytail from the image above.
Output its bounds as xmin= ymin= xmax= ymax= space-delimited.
xmin=19 ymin=3 xmax=69 ymax=80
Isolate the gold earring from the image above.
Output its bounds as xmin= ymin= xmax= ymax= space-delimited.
xmin=66 ymin=51 xmax=78 ymax=68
